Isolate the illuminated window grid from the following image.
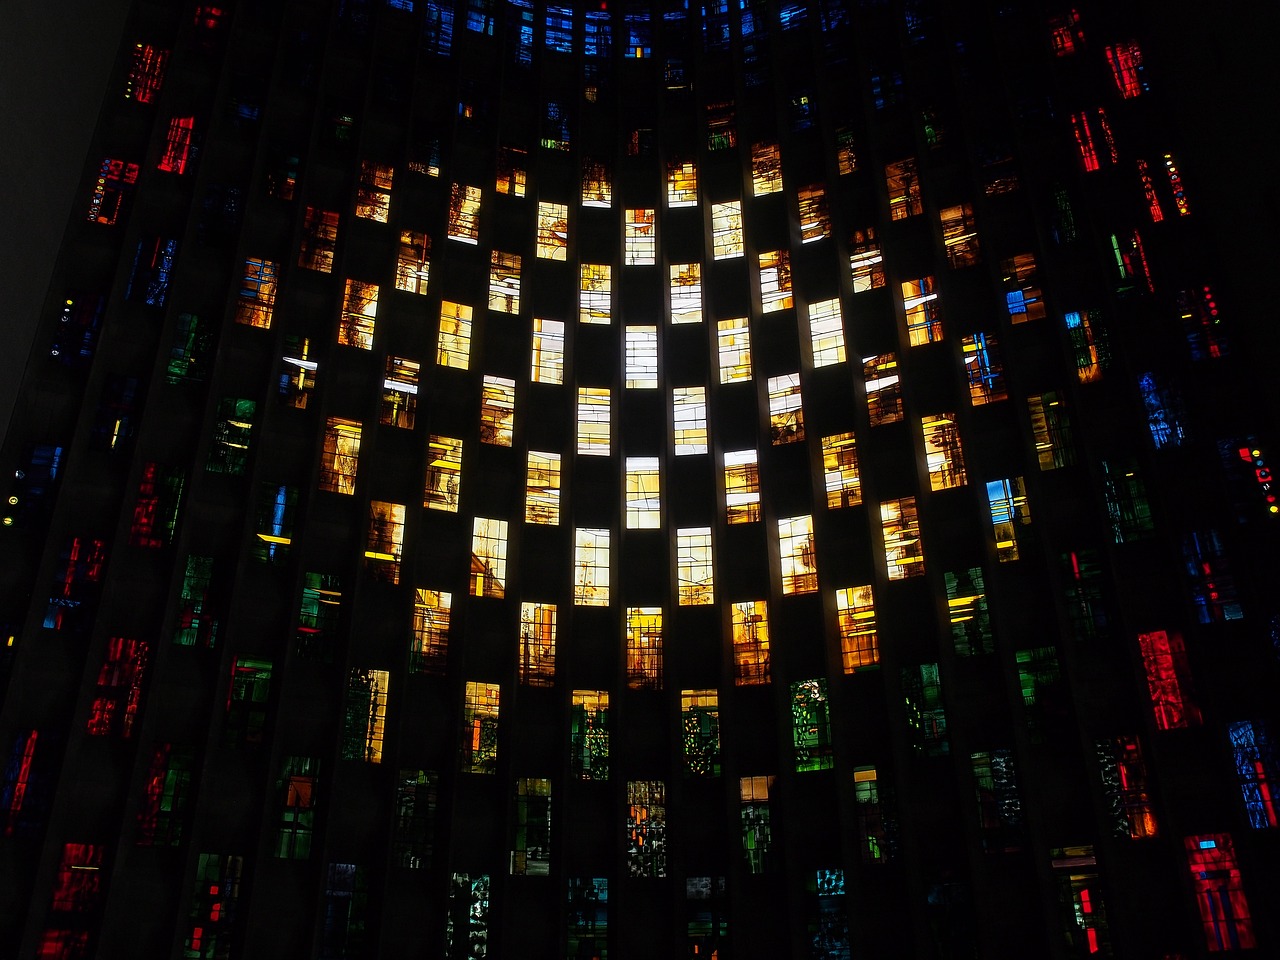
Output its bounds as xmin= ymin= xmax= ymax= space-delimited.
xmin=705 ymin=101 xmax=736 ymax=150
xmin=808 ymin=299 xmax=846 ymax=367
xmin=381 ymin=357 xmax=419 ymax=430
xmin=625 ymin=208 xmax=656 ymax=265
xmin=157 ymin=116 xmax=196 ymax=174
xmin=1028 ymin=392 xmax=1074 ymax=470
xmin=670 ymin=263 xmax=703 ymax=324
xmin=1141 ymin=158 xmax=1172 ymax=222
xmin=461 ymin=681 xmax=500 ymax=774
xmin=488 ymin=251 xmax=521 ymax=314
xmin=1183 ymin=834 xmax=1256 ymax=952
xmin=717 ymin=318 xmax=752 ymax=383
xmin=299 ymin=206 xmax=339 ymax=272
xmin=759 ymin=251 xmax=793 ymax=313
xmin=479 ymin=376 xmax=515 ymax=446
xmin=767 ymin=374 xmax=804 ymax=444
xmin=1065 ymin=311 xmax=1108 ymax=384
xmin=1071 ymin=111 xmax=1102 ymax=172
xmin=511 ymin=778 xmax=552 ymax=876
xmin=626 ymin=607 xmax=663 ymax=689
xmin=365 ymin=501 xmax=406 ymax=584
xmin=525 ymin=451 xmax=561 ymax=525
xmin=582 ymin=158 xmax=611 ymax=207
xmin=536 ymin=201 xmax=568 ymax=260
xmin=411 ymin=589 xmax=450 ymax=675
xmin=437 ymin=301 xmax=473 ymax=369
xmin=1002 ymin=253 xmax=1045 ymax=323
xmin=570 ymin=690 xmax=609 ymax=781
xmin=395 ymin=230 xmax=430 ymax=294
xmin=319 ymin=418 xmax=361 ymax=495
xmin=625 ymin=458 xmax=661 ymax=530
xmin=986 ymin=478 xmax=1029 ymax=563
xmin=922 ymin=414 xmax=967 ymax=491
xmin=681 ymin=689 xmax=721 ymax=776
xmin=881 ymin=498 xmax=924 ymax=580
xmin=129 ymin=460 xmax=176 ymax=551
xmin=1227 ymin=721 xmax=1277 ymax=829
xmin=530 ymin=318 xmax=565 ymax=384
xmin=821 ymin=433 xmax=861 ymax=508
xmin=1050 ymin=9 xmax=1084 ymax=56
xmin=574 ymin=527 xmax=610 ymax=606
xmin=208 ymin=398 xmax=255 ymax=476
xmin=946 ymin=568 xmax=992 ymax=656
xmin=360 ymin=159 xmax=393 ymax=188
xmin=739 ymin=774 xmax=774 ymax=875
xmin=447 ymin=184 xmax=482 ymax=244
xmin=902 ymin=277 xmax=941 ymax=346
xmin=724 ymin=450 xmax=760 ymax=523
xmin=961 ymin=333 xmax=1007 ymax=405
xmin=791 ymin=679 xmax=834 ymax=771
xmin=672 ymin=387 xmax=708 ymax=455
xmin=250 ymin=482 xmax=294 ymax=564
xmin=234 ymin=258 xmax=277 ymax=328
xmin=711 ymin=202 xmax=744 ymax=260
xmin=778 ymin=515 xmax=817 ymax=595
xmin=797 ymin=184 xmax=829 ymax=242
xmin=863 ymin=354 xmax=902 ymax=425
xmin=470 ymin=518 xmax=509 ymax=598
xmin=425 ymin=435 xmax=462 ymax=512
xmin=1105 ymin=42 xmax=1145 ymax=98
xmin=496 ymin=145 xmax=527 ymax=196
xmin=576 ymin=388 xmax=610 ymax=455
xmin=835 ymin=127 xmax=857 ymax=175
xmin=750 ymin=142 xmax=782 ymax=195
xmin=126 ymin=43 xmax=169 ymax=103
xmin=519 ymin=601 xmax=556 ymax=686
xmin=343 ymin=668 xmax=389 ymax=762
xmin=849 ymin=229 xmax=885 ymax=292
xmin=86 ymin=637 xmax=147 ymax=738
xmin=1137 ymin=630 xmax=1202 ymax=730
xmin=885 ymin=158 xmax=921 ymax=219
xmin=731 ymin=600 xmax=769 ymax=684
xmin=624 ymin=326 xmax=658 ymax=388
xmin=1164 ymin=154 xmax=1190 ymax=216
xmin=626 ymin=780 xmax=667 ymax=877
xmin=542 ymin=100 xmax=571 ymax=150
xmin=667 ymin=160 xmax=698 ymax=206
xmin=851 ymin=766 xmax=892 ymax=863
xmin=940 ymin=204 xmax=980 ymax=268
xmin=837 ymin=585 xmax=878 ymax=672
xmin=338 ymin=279 xmax=379 ymax=350
xmin=355 ymin=161 xmax=393 ymax=222
xmin=1098 ymin=734 xmax=1158 ymax=840
xmin=677 ymin=527 xmax=714 ymax=605
xmin=580 ymin=264 xmax=612 ymax=324
xmin=88 ymin=156 xmax=139 ymax=225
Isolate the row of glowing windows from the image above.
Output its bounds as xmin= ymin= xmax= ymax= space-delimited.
xmin=321 ymin=160 xmax=912 ymax=266
xmin=318 ymin=675 xmax=831 ymax=780
xmin=38 ymin=832 xmax=1261 ymax=958
xmin=243 ymin=261 xmax=1064 ymax=419
xmin=239 ymin=209 xmax=1059 ymax=383
xmin=168 ymin=455 xmax=1222 ymax=671
xmin=124 ymin=33 xmax=1162 ymax=214
xmin=321 ymin=382 xmax=1053 ymax=545
xmin=124 ymin=95 xmax=1183 ymax=256
xmin=342 ymin=483 xmax=1022 ymax=608
xmin=223 ymin=647 xmax=1265 ymax=867
xmin=119 ymin=24 xmax=1175 ymax=244
xmin=74 ymin=622 xmax=1273 ymax=828
xmin=126 ymin=12 xmax=1145 ymax=108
